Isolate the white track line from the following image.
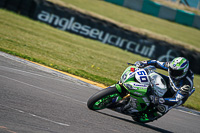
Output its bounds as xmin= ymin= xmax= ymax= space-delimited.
xmin=0 ymin=75 xmax=86 ymax=104
xmin=0 ymin=74 xmax=87 ymax=127
xmin=0 ymin=104 xmax=70 ymax=127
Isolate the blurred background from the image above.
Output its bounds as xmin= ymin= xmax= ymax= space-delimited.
xmin=171 ymin=0 xmax=200 ymax=9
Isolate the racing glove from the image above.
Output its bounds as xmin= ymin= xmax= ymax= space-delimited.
xmin=179 ymin=85 xmax=191 ymax=95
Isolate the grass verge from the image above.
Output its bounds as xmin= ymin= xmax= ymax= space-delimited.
xmin=54 ymin=0 xmax=200 ymax=52
xmin=0 ymin=9 xmax=199 ymax=111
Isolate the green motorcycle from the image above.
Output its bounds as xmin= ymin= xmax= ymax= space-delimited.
xmin=87 ymin=64 xmax=171 ymax=123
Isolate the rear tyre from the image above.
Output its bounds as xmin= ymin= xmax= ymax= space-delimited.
xmin=87 ymin=86 xmax=120 ymax=110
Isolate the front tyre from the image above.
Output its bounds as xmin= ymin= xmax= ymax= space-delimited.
xmin=87 ymin=86 xmax=121 ymax=110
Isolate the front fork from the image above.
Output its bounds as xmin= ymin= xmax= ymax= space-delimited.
xmin=110 ymin=84 xmax=138 ymax=114
xmin=115 ymin=83 xmax=129 ymax=98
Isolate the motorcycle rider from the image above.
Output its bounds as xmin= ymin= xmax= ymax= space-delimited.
xmin=135 ymin=57 xmax=195 ymax=115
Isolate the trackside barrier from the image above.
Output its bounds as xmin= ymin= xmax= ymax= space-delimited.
xmin=175 ymin=10 xmax=195 ymax=26
xmin=0 ymin=0 xmax=200 ymax=74
xmin=123 ymin=0 xmax=143 ymax=11
xmin=5 ymin=0 xmax=21 ymax=12
xmin=19 ymin=0 xmax=36 ymax=17
xmin=0 ymin=0 xmax=6 ymax=8
xmin=105 ymin=0 xmax=200 ymax=29
xmin=105 ymin=0 xmax=124 ymax=6
xmin=142 ymin=0 xmax=161 ymax=16
xmin=0 ymin=0 xmax=38 ymax=17
xmin=158 ymin=5 xmax=177 ymax=21
xmin=193 ymin=15 xmax=200 ymax=29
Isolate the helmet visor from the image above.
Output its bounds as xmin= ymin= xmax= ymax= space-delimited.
xmin=169 ymin=67 xmax=184 ymax=78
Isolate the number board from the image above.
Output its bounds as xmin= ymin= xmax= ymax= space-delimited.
xmin=135 ymin=70 xmax=149 ymax=85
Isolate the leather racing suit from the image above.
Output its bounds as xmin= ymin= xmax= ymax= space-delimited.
xmin=140 ymin=60 xmax=195 ymax=114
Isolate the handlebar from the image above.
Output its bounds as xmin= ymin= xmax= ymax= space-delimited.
xmin=127 ymin=62 xmax=135 ymax=66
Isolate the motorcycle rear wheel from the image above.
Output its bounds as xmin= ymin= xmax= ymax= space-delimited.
xmin=87 ymin=86 xmax=121 ymax=110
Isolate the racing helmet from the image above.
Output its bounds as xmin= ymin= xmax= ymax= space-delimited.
xmin=149 ymin=73 xmax=167 ymax=97
xmin=168 ymin=57 xmax=189 ymax=80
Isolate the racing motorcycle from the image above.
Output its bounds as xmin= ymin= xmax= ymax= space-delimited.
xmin=87 ymin=63 xmax=195 ymax=123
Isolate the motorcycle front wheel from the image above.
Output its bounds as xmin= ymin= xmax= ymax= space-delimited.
xmin=87 ymin=86 xmax=121 ymax=110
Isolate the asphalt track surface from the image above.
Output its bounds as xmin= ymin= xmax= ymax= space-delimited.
xmin=0 ymin=52 xmax=200 ymax=133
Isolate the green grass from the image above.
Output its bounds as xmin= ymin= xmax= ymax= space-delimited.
xmin=58 ymin=0 xmax=200 ymax=50
xmin=0 ymin=9 xmax=200 ymax=111
xmin=0 ymin=9 xmax=148 ymax=85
